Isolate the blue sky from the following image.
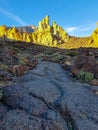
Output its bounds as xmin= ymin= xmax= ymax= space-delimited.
xmin=0 ymin=0 xmax=98 ymax=36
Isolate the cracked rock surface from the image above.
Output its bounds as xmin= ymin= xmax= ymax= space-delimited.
xmin=0 ymin=61 xmax=98 ymax=130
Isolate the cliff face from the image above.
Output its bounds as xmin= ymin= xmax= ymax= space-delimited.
xmin=0 ymin=16 xmax=98 ymax=49
xmin=0 ymin=16 xmax=69 ymax=47
xmin=32 ymin=16 xmax=69 ymax=46
xmin=91 ymin=27 xmax=98 ymax=47
xmin=0 ymin=25 xmax=8 ymax=37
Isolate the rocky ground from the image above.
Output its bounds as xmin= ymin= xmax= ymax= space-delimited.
xmin=0 ymin=39 xmax=98 ymax=130
xmin=0 ymin=38 xmax=77 ymax=87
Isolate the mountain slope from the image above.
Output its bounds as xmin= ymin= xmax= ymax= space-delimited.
xmin=16 ymin=26 xmax=37 ymax=33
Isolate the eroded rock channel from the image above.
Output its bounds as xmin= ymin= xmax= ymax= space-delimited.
xmin=0 ymin=61 xmax=98 ymax=130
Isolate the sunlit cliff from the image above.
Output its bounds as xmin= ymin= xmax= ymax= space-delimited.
xmin=0 ymin=16 xmax=98 ymax=49
xmin=0 ymin=16 xmax=69 ymax=47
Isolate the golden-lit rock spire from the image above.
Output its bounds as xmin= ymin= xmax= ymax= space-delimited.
xmin=38 ymin=15 xmax=51 ymax=32
xmin=32 ymin=15 xmax=69 ymax=46
xmin=52 ymin=21 xmax=69 ymax=42
xmin=0 ymin=25 xmax=8 ymax=37
xmin=0 ymin=15 xmax=69 ymax=47
xmin=91 ymin=22 xmax=98 ymax=47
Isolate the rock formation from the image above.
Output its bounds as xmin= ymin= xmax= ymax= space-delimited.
xmin=32 ymin=15 xmax=69 ymax=46
xmin=0 ymin=17 xmax=98 ymax=49
xmin=91 ymin=23 xmax=98 ymax=47
xmin=0 ymin=25 xmax=8 ymax=37
xmin=0 ymin=16 xmax=69 ymax=47
xmin=52 ymin=21 xmax=69 ymax=42
xmin=37 ymin=15 xmax=51 ymax=32
xmin=72 ymin=48 xmax=98 ymax=79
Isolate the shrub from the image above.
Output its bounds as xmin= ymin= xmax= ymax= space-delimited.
xmin=13 ymin=47 xmax=20 ymax=53
xmin=77 ymin=71 xmax=94 ymax=83
xmin=65 ymin=50 xmax=78 ymax=57
xmin=18 ymin=58 xmax=26 ymax=65
xmin=0 ymin=63 xmax=8 ymax=71
xmin=52 ymin=55 xmax=62 ymax=62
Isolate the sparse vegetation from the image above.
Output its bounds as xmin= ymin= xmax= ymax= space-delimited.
xmin=52 ymin=55 xmax=62 ymax=62
xmin=0 ymin=62 xmax=8 ymax=71
xmin=65 ymin=50 xmax=78 ymax=57
xmin=77 ymin=71 xmax=94 ymax=83
xmin=18 ymin=58 xmax=26 ymax=65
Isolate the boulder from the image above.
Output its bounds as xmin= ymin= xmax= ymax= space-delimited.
xmin=61 ymin=61 xmax=72 ymax=70
xmin=12 ymin=65 xmax=28 ymax=75
xmin=72 ymin=49 xmax=98 ymax=78
xmin=90 ymin=79 xmax=98 ymax=86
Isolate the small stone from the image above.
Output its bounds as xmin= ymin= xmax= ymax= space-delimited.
xmin=90 ymin=79 xmax=98 ymax=86
xmin=12 ymin=65 xmax=28 ymax=76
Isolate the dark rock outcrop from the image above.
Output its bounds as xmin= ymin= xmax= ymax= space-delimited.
xmin=72 ymin=49 xmax=98 ymax=78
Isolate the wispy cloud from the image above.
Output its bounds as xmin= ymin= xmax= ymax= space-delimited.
xmin=65 ymin=27 xmax=78 ymax=33
xmin=64 ymin=23 xmax=97 ymax=37
xmin=0 ymin=9 xmax=26 ymax=26
xmin=80 ymin=27 xmax=90 ymax=32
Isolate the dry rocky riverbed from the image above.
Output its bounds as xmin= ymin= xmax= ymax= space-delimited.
xmin=0 ymin=61 xmax=98 ymax=130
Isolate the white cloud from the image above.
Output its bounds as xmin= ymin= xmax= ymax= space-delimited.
xmin=65 ymin=27 xmax=78 ymax=32
xmin=64 ymin=23 xmax=96 ymax=36
xmin=80 ymin=27 xmax=90 ymax=32
xmin=0 ymin=9 xmax=26 ymax=26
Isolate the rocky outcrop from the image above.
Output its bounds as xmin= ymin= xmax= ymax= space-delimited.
xmin=91 ymin=25 xmax=98 ymax=47
xmin=37 ymin=15 xmax=51 ymax=32
xmin=72 ymin=48 xmax=98 ymax=78
xmin=52 ymin=21 xmax=69 ymax=42
xmin=90 ymin=79 xmax=98 ymax=86
xmin=32 ymin=15 xmax=69 ymax=46
xmin=7 ymin=27 xmax=23 ymax=41
xmin=0 ymin=16 xmax=69 ymax=47
xmin=0 ymin=25 xmax=8 ymax=37
xmin=0 ymin=18 xmax=98 ymax=49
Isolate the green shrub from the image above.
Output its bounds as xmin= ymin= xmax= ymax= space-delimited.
xmin=13 ymin=47 xmax=19 ymax=53
xmin=18 ymin=59 xmax=26 ymax=65
xmin=45 ymin=48 xmax=55 ymax=55
xmin=65 ymin=51 xmax=78 ymax=57
xmin=77 ymin=71 xmax=94 ymax=83
xmin=0 ymin=63 xmax=8 ymax=71
xmin=0 ymin=90 xmax=3 ymax=100
xmin=52 ymin=55 xmax=62 ymax=62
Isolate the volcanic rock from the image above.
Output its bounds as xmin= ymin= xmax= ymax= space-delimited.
xmin=12 ymin=65 xmax=28 ymax=75
xmin=72 ymin=49 xmax=98 ymax=78
xmin=90 ymin=79 xmax=98 ymax=86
